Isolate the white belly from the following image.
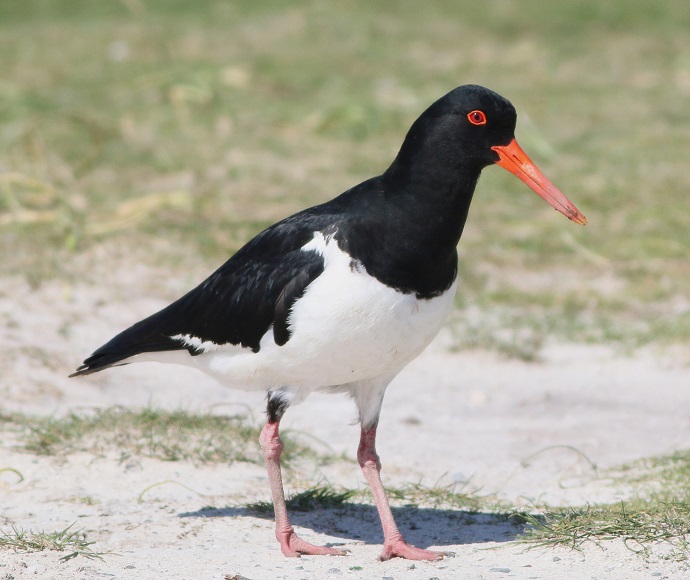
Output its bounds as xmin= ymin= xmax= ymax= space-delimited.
xmin=192 ymin=233 xmax=457 ymax=392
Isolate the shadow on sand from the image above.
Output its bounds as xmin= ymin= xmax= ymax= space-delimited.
xmin=179 ymin=503 xmax=525 ymax=549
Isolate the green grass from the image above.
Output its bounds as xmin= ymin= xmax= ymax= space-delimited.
xmin=1 ymin=407 xmax=318 ymax=465
xmin=612 ymin=449 xmax=690 ymax=497
xmin=246 ymin=483 xmax=356 ymax=514
xmin=519 ymin=501 xmax=690 ymax=561
xmin=0 ymin=0 xmax=688 ymax=351
xmin=374 ymin=481 xmax=497 ymax=513
xmin=245 ymin=480 xmax=496 ymax=514
xmin=0 ymin=524 xmax=106 ymax=562
xmin=519 ymin=450 xmax=690 ymax=561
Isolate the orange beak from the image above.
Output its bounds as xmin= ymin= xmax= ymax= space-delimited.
xmin=491 ymin=139 xmax=587 ymax=225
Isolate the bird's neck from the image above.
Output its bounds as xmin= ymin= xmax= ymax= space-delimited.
xmin=383 ymin=154 xmax=482 ymax=249
xmin=334 ymin=163 xmax=480 ymax=299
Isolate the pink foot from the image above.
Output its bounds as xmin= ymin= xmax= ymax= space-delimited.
xmin=278 ymin=528 xmax=348 ymax=557
xmin=379 ymin=539 xmax=445 ymax=561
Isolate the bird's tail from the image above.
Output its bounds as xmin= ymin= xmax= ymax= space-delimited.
xmin=70 ymin=315 xmax=186 ymax=377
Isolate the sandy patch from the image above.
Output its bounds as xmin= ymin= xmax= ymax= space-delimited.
xmin=2 ymin=277 xmax=690 ymax=579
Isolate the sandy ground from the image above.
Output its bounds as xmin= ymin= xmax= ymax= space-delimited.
xmin=2 ymin=275 xmax=690 ymax=579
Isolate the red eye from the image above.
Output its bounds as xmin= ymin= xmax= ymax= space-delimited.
xmin=467 ymin=110 xmax=487 ymax=125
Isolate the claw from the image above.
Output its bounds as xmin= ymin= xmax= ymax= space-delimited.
xmin=379 ymin=539 xmax=445 ymax=561
xmin=279 ymin=528 xmax=349 ymax=557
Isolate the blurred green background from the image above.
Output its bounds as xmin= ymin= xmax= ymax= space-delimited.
xmin=1 ymin=0 xmax=689 ymax=355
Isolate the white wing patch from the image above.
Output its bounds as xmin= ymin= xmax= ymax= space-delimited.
xmin=301 ymin=230 xmax=341 ymax=263
xmin=170 ymin=333 xmax=252 ymax=356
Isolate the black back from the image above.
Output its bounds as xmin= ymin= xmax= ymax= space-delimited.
xmin=72 ymin=85 xmax=518 ymax=375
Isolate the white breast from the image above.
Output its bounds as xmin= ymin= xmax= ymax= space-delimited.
xmin=183 ymin=232 xmax=457 ymax=393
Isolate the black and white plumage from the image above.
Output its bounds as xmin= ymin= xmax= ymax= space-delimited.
xmin=73 ymin=85 xmax=586 ymax=560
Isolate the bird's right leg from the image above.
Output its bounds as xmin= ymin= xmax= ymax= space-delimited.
xmin=260 ymin=391 xmax=347 ymax=557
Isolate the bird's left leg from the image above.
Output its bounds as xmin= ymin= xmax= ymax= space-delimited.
xmin=354 ymin=384 xmax=445 ymax=561
xmin=260 ymin=391 xmax=347 ymax=557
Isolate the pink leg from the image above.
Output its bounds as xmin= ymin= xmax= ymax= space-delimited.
xmin=259 ymin=420 xmax=347 ymax=557
xmin=358 ymin=426 xmax=445 ymax=561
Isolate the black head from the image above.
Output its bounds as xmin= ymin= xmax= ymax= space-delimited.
xmin=384 ymin=84 xmax=587 ymax=224
xmin=387 ymin=85 xmax=517 ymax=182
xmin=422 ymin=84 xmax=517 ymax=166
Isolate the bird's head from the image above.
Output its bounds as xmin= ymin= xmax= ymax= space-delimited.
xmin=392 ymin=84 xmax=587 ymax=225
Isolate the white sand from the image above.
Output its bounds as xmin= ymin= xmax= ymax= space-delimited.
xmin=2 ymin=276 xmax=690 ymax=579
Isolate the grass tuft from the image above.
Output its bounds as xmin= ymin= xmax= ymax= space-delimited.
xmin=519 ymin=450 xmax=690 ymax=561
xmin=519 ymin=500 xmax=690 ymax=561
xmin=378 ymin=481 xmax=497 ymax=512
xmin=246 ymin=480 xmax=500 ymax=515
xmin=247 ymin=483 xmax=355 ymax=513
xmin=0 ymin=524 xmax=106 ymax=562
xmin=3 ymin=407 xmax=315 ymax=465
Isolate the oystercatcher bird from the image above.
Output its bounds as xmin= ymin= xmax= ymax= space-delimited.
xmin=72 ymin=85 xmax=586 ymax=560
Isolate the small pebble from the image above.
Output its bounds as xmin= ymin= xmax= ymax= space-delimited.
xmin=490 ymin=568 xmax=511 ymax=574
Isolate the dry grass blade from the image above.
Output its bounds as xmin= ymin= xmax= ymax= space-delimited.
xmin=0 ymin=467 xmax=25 ymax=483
xmin=84 ymin=190 xmax=194 ymax=236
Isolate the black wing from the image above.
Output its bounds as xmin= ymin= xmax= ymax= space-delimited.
xmin=71 ymin=214 xmax=333 ymax=376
